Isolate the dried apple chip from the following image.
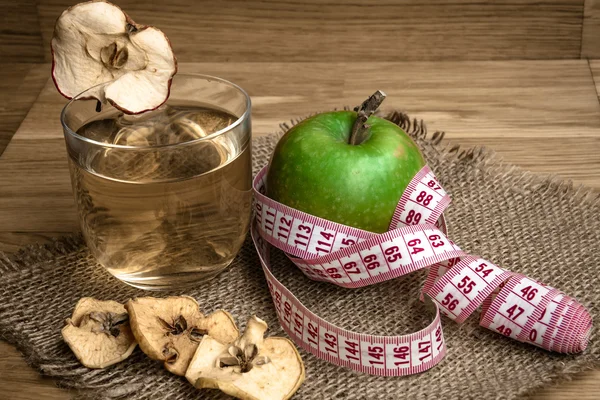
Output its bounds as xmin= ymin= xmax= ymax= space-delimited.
xmin=62 ymin=297 xmax=137 ymax=369
xmin=125 ymin=296 xmax=238 ymax=376
xmin=186 ymin=316 xmax=305 ymax=400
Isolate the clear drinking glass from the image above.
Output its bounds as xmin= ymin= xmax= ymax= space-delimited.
xmin=61 ymin=74 xmax=252 ymax=290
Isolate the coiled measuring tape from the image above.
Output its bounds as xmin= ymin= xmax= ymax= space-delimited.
xmin=251 ymin=165 xmax=592 ymax=376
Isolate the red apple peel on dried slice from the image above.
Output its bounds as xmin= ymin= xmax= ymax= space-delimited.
xmin=51 ymin=0 xmax=177 ymax=114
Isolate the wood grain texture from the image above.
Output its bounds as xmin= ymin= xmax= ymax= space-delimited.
xmin=582 ymin=0 xmax=600 ymax=57
xmin=534 ymin=371 xmax=600 ymax=399
xmin=0 ymin=64 xmax=35 ymax=154
xmin=38 ymin=0 xmax=585 ymax=63
xmin=0 ymin=0 xmax=44 ymax=62
xmin=452 ymin=137 xmax=600 ymax=187
xmin=0 ymin=343 xmax=66 ymax=400
xmin=0 ymin=64 xmax=51 ymax=157
xmin=20 ymin=61 xmax=600 ymax=140
xmin=1 ymin=60 xmax=600 ymax=398
xmin=591 ymin=59 xmax=600 ymax=99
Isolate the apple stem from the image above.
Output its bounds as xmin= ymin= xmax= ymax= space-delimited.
xmin=348 ymin=90 xmax=387 ymax=145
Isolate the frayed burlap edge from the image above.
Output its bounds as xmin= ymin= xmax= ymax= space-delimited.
xmin=1 ymin=109 xmax=598 ymax=399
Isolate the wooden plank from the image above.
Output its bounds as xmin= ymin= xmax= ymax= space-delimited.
xmin=0 ymin=64 xmax=34 ymax=155
xmin=38 ymin=0 xmax=584 ymax=63
xmin=0 ymin=0 xmax=44 ymax=62
xmin=590 ymin=60 xmax=600 ymax=99
xmin=0 ymin=343 xmax=67 ymax=400
xmin=582 ymin=0 xmax=600 ymax=57
xmin=0 ymin=64 xmax=50 ymax=156
xmin=341 ymin=60 xmax=600 ymax=138
xmin=443 ymin=137 xmax=600 ymax=189
xmin=533 ymin=371 xmax=600 ymax=399
xmin=10 ymin=61 xmax=600 ymax=142
xmin=0 ymin=232 xmax=74 ymax=253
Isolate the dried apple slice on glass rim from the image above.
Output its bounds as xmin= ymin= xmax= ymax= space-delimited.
xmin=51 ymin=0 xmax=177 ymax=114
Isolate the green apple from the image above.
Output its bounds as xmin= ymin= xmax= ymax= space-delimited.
xmin=266 ymin=110 xmax=426 ymax=233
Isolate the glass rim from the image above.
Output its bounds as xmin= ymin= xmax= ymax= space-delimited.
xmin=60 ymin=73 xmax=251 ymax=150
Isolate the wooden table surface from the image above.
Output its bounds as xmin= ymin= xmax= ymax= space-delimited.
xmin=1 ymin=61 xmax=599 ymax=399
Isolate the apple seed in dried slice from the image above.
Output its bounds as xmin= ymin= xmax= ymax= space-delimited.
xmin=186 ymin=316 xmax=305 ymax=400
xmin=62 ymin=298 xmax=137 ymax=369
xmin=51 ymin=0 xmax=177 ymax=114
xmin=125 ymin=296 xmax=238 ymax=376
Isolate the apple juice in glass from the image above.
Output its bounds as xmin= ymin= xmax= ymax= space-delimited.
xmin=61 ymin=74 xmax=252 ymax=290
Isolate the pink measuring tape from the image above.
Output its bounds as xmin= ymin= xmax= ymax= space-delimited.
xmin=251 ymin=164 xmax=592 ymax=376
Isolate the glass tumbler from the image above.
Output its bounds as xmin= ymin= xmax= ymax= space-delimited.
xmin=61 ymin=74 xmax=252 ymax=290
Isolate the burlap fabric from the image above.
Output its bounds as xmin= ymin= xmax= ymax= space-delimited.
xmin=1 ymin=112 xmax=599 ymax=399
